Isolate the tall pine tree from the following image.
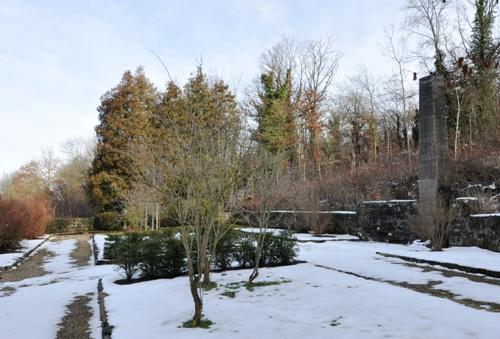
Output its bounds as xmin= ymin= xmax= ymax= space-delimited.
xmin=88 ymin=67 xmax=157 ymax=229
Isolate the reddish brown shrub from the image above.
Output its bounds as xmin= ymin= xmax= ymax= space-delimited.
xmin=0 ymin=198 xmax=50 ymax=252
xmin=26 ymin=198 xmax=50 ymax=238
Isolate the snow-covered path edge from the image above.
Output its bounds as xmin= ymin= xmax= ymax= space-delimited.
xmin=0 ymin=235 xmax=51 ymax=272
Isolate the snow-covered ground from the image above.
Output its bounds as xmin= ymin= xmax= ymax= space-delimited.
xmin=379 ymin=243 xmax=500 ymax=272
xmin=0 ymin=236 xmax=49 ymax=270
xmin=2 ymin=232 xmax=500 ymax=338
xmin=0 ymin=238 xmax=107 ymax=338
xmin=103 ymin=262 xmax=500 ymax=339
xmin=93 ymin=234 xmax=108 ymax=261
xmin=239 ymin=227 xmax=359 ymax=241
xmin=299 ymin=241 xmax=500 ymax=305
xmin=102 ymin=237 xmax=500 ymax=339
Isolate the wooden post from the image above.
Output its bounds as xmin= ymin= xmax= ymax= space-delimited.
xmin=155 ymin=203 xmax=159 ymax=230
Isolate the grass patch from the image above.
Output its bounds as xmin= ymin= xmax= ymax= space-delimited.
xmin=198 ymin=281 xmax=217 ymax=291
xmin=181 ymin=318 xmax=214 ymax=329
xmin=223 ymin=278 xmax=291 ymax=292
xmin=244 ymin=279 xmax=291 ymax=291
xmin=221 ymin=290 xmax=237 ymax=298
xmin=225 ymin=282 xmax=241 ymax=290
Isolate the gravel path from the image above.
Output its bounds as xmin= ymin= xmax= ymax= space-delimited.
xmin=56 ymin=294 xmax=94 ymax=339
xmin=0 ymin=248 xmax=54 ymax=283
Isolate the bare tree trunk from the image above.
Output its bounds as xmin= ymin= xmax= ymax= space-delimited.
xmin=189 ymin=275 xmax=203 ymax=326
xmin=249 ymin=263 xmax=260 ymax=283
xmin=351 ymin=148 xmax=356 ymax=171
xmin=398 ymin=61 xmax=411 ymax=163
xmin=155 ymin=203 xmax=159 ymax=230
xmin=202 ymin=252 xmax=210 ymax=285
xmin=249 ymin=232 xmax=264 ymax=283
xmin=454 ymin=88 xmax=461 ymax=161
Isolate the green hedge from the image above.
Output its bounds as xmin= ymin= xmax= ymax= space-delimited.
xmin=106 ymin=229 xmax=298 ymax=281
xmin=231 ymin=230 xmax=298 ymax=268
xmin=46 ymin=218 xmax=93 ymax=234
xmin=105 ymin=229 xmax=185 ymax=281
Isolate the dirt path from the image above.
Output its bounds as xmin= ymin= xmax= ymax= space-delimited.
xmin=51 ymin=234 xmax=93 ymax=267
xmin=0 ymin=248 xmax=54 ymax=283
xmin=56 ymin=293 xmax=94 ymax=339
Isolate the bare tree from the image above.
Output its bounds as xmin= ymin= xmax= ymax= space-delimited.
xmin=238 ymin=149 xmax=287 ymax=283
xmin=334 ymin=85 xmax=370 ymax=170
xmin=299 ymin=38 xmax=341 ymax=179
xmin=384 ymin=28 xmax=415 ymax=162
xmin=39 ymin=148 xmax=60 ymax=194
xmin=406 ymin=0 xmax=450 ymax=74
xmin=121 ymin=181 xmax=160 ymax=229
xmin=349 ymin=67 xmax=380 ymax=162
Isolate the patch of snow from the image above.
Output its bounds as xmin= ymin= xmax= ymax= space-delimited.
xmin=382 ymin=245 xmax=500 ymax=272
xmin=43 ymin=239 xmax=77 ymax=274
xmin=239 ymin=228 xmax=359 ymax=241
xmin=456 ymin=197 xmax=479 ymax=201
xmin=362 ymin=200 xmax=416 ymax=204
xmin=470 ymin=213 xmax=500 ymax=217
xmin=89 ymin=290 xmax=102 ymax=339
xmin=239 ymin=227 xmax=286 ymax=236
xmin=93 ymin=234 xmax=108 ymax=261
xmin=271 ymin=210 xmax=353 ymax=214
xmin=294 ymin=233 xmax=359 ymax=241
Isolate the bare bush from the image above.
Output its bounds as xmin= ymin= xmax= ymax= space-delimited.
xmin=413 ymin=203 xmax=452 ymax=251
xmin=291 ymin=180 xmax=328 ymax=235
xmin=237 ymin=150 xmax=288 ymax=282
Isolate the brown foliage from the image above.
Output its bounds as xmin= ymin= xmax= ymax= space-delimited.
xmin=0 ymin=198 xmax=50 ymax=252
xmin=451 ymin=136 xmax=500 ymax=190
xmin=291 ymin=180 xmax=329 ymax=235
xmin=303 ymin=153 xmax=418 ymax=212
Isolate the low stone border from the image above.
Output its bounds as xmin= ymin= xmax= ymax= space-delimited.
xmin=97 ymin=279 xmax=113 ymax=339
xmin=377 ymin=252 xmax=500 ymax=279
xmin=0 ymin=235 xmax=51 ymax=273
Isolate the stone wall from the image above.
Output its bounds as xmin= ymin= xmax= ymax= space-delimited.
xmin=449 ymin=198 xmax=500 ymax=252
xmin=270 ymin=211 xmax=358 ymax=234
xmin=357 ymin=200 xmax=418 ymax=243
xmin=238 ymin=201 xmax=418 ymax=243
xmin=235 ymin=198 xmax=500 ymax=251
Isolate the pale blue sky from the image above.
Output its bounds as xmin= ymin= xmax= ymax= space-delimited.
xmin=0 ymin=0 xmax=410 ymax=174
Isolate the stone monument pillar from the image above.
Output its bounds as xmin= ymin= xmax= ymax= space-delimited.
xmin=418 ymin=74 xmax=451 ymax=225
